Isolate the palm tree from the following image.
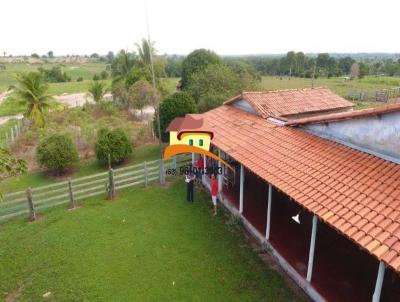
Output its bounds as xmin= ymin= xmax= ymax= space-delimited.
xmin=110 ymin=50 xmax=136 ymax=81
xmin=13 ymin=72 xmax=53 ymax=127
xmin=88 ymin=80 xmax=107 ymax=103
xmin=135 ymin=39 xmax=155 ymax=67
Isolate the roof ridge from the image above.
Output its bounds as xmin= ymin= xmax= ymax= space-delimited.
xmin=242 ymin=87 xmax=327 ymax=95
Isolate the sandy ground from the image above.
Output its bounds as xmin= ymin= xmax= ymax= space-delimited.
xmin=0 ymin=91 xmax=154 ymax=126
xmin=130 ymin=105 xmax=155 ymax=122
xmin=0 ymin=114 xmax=24 ymax=125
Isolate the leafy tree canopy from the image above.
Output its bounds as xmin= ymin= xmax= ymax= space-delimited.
xmin=181 ymin=49 xmax=221 ymax=88
xmin=186 ymin=64 xmax=260 ymax=112
xmin=153 ymin=92 xmax=196 ymax=142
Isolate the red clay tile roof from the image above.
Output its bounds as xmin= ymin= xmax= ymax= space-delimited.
xmin=202 ymin=105 xmax=400 ymax=272
xmin=285 ymin=103 xmax=400 ymax=126
xmin=224 ymin=87 xmax=354 ymax=118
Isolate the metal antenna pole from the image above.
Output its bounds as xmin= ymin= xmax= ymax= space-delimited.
xmin=311 ymin=63 xmax=316 ymax=89
xmin=144 ymin=0 xmax=165 ymax=184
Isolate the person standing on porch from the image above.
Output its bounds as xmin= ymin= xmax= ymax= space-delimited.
xmin=196 ymin=155 xmax=204 ymax=183
xmin=211 ymin=173 xmax=218 ymax=216
xmin=186 ymin=171 xmax=195 ymax=203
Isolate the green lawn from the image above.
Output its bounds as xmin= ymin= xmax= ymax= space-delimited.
xmin=0 ymin=180 xmax=301 ymax=302
xmin=0 ymin=144 xmax=162 ymax=193
xmin=261 ymin=75 xmax=400 ymax=95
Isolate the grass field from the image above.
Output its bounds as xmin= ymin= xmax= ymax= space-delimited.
xmin=0 ymin=143 xmax=161 ymax=194
xmin=0 ymin=180 xmax=301 ymax=302
xmin=261 ymin=76 xmax=400 ymax=95
xmin=0 ymin=62 xmax=108 ymax=92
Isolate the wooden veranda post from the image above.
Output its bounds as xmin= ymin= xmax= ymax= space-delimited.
xmin=217 ymin=149 xmax=222 ymax=194
xmin=266 ymin=183 xmax=272 ymax=240
xmin=67 ymin=179 xmax=76 ymax=208
xmin=26 ymin=187 xmax=36 ymax=221
xmin=372 ymin=261 xmax=385 ymax=302
xmin=239 ymin=164 xmax=245 ymax=214
xmin=306 ymin=215 xmax=318 ymax=282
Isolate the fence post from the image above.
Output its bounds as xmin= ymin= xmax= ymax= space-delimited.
xmin=144 ymin=161 xmax=148 ymax=187
xmin=108 ymin=168 xmax=115 ymax=200
xmin=67 ymin=179 xmax=76 ymax=209
xmin=159 ymin=159 xmax=165 ymax=185
xmin=173 ymin=156 xmax=177 ymax=171
xmin=26 ymin=187 xmax=36 ymax=221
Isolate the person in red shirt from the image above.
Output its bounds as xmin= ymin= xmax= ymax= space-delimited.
xmin=211 ymin=173 xmax=218 ymax=216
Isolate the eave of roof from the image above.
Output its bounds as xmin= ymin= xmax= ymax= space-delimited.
xmin=285 ymin=103 xmax=400 ymax=126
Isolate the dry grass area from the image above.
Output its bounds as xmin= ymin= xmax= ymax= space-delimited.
xmin=10 ymin=103 xmax=154 ymax=171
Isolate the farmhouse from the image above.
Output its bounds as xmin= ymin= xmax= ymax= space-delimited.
xmin=199 ymin=88 xmax=400 ymax=302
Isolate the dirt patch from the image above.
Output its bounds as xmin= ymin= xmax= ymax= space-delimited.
xmin=5 ymin=284 xmax=24 ymax=302
xmin=28 ymin=213 xmax=43 ymax=224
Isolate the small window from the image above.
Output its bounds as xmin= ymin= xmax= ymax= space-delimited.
xmin=199 ymin=139 xmax=204 ymax=147
xmin=189 ymin=139 xmax=193 ymax=146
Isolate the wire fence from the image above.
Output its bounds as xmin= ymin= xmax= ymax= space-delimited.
xmin=0 ymin=118 xmax=25 ymax=148
xmin=0 ymin=155 xmax=191 ymax=222
xmin=346 ymin=87 xmax=400 ymax=102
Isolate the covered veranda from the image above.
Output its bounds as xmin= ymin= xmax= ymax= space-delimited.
xmin=205 ymin=146 xmax=400 ymax=302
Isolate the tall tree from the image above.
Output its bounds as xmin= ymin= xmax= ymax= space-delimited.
xmin=13 ymin=72 xmax=53 ymax=127
xmin=181 ymin=49 xmax=221 ymax=89
xmin=128 ymin=80 xmax=158 ymax=119
xmin=135 ymin=38 xmax=154 ymax=67
xmin=110 ymin=50 xmax=136 ymax=82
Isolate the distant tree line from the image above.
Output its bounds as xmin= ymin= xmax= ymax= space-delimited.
xmin=164 ymin=51 xmax=400 ymax=79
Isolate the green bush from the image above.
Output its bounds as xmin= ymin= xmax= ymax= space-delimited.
xmin=93 ymin=74 xmax=101 ymax=81
xmin=153 ymin=92 xmax=196 ymax=142
xmin=95 ymin=128 xmax=133 ymax=165
xmin=76 ymin=77 xmax=83 ymax=82
xmin=100 ymin=70 xmax=109 ymax=79
xmin=36 ymin=134 xmax=79 ymax=173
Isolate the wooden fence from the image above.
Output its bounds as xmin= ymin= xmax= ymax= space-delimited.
xmin=0 ymin=155 xmax=191 ymax=222
xmin=346 ymin=87 xmax=400 ymax=102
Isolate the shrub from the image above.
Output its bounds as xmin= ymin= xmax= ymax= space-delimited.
xmin=38 ymin=66 xmax=71 ymax=83
xmin=100 ymin=70 xmax=109 ymax=79
xmin=95 ymin=128 xmax=132 ymax=165
xmin=93 ymin=74 xmax=101 ymax=81
xmin=36 ymin=134 xmax=79 ymax=173
xmin=76 ymin=77 xmax=83 ymax=82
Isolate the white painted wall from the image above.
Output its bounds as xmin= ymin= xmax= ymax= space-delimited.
xmin=303 ymin=111 xmax=400 ymax=162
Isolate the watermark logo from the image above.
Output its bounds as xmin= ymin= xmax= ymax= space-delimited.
xmin=163 ymin=114 xmax=233 ymax=171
